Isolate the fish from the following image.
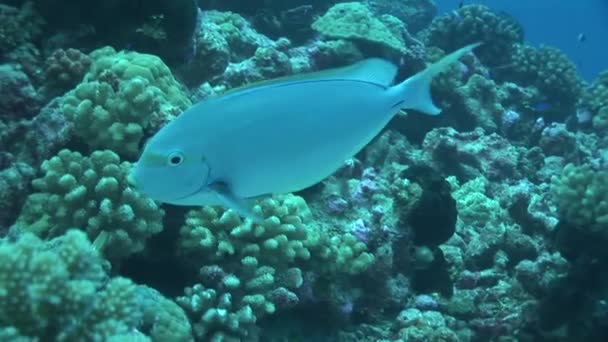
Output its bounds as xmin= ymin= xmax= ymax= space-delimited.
xmin=532 ymin=102 xmax=552 ymax=112
xmin=131 ymin=43 xmax=481 ymax=221
xmin=577 ymin=33 xmax=586 ymax=43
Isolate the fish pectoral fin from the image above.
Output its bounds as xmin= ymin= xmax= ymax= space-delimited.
xmin=210 ymin=181 xmax=265 ymax=224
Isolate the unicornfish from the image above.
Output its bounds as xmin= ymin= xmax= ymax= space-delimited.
xmin=131 ymin=43 xmax=481 ymax=220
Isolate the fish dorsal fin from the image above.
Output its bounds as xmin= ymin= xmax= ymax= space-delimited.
xmin=221 ymin=58 xmax=399 ymax=97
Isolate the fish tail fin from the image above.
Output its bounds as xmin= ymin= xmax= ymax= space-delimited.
xmin=392 ymin=42 xmax=482 ymax=116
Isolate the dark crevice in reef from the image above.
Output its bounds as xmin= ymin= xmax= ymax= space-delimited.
xmin=394 ymin=164 xmax=458 ymax=297
xmin=118 ymin=204 xmax=195 ymax=298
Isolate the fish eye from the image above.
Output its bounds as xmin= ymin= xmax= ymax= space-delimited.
xmin=167 ymin=151 xmax=184 ymax=166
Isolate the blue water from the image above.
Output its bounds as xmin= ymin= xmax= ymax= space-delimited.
xmin=436 ymin=0 xmax=608 ymax=81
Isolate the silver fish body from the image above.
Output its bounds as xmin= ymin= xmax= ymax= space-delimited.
xmin=188 ymin=80 xmax=398 ymax=197
xmin=132 ymin=43 xmax=480 ymax=218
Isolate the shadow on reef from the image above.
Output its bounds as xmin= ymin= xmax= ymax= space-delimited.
xmin=394 ymin=164 xmax=457 ymax=297
xmin=118 ymin=204 xmax=195 ymax=298
xmin=201 ymin=0 xmax=334 ymax=43
xmin=33 ymin=0 xmax=198 ymax=65
xmin=518 ymin=220 xmax=608 ymax=341
xmin=258 ymin=303 xmax=345 ymax=342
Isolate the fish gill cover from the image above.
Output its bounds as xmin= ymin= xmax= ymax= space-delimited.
xmin=0 ymin=0 xmax=607 ymax=341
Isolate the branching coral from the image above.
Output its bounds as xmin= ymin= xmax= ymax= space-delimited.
xmin=176 ymin=194 xmax=311 ymax=340
xmin=424 ymin=4 xmax=523 ymax=66
xmin=61 ymin=77 xmax=157 ymax=157
xmin=176 ymin=194 xmax=374 ymax=340
xmin=61 ymin=47 xmax=190 ymax=157
xmin=583 ymin=71 xmax=608 ymax=112
xmin=85 ymin=47 xmax=190 ymax=111
xmin=551 ymin=163 xmax=608 ymax=234
xmin=0 ymin=63 xmax=41 ymax=121
xmin=16 ymin=149 xmax=164 ymax=259
xmin=0 ymin=162 xmax=34 ymax=231
xmin=582 ymin=71 xmax=608 ymax=132
xmin=0 ymin=2 xmax=43 ymax=54
xmin=495 ymin=44 xmax=583 ymax=119
xmin=42 ymin=48 xmax=92 ymax=96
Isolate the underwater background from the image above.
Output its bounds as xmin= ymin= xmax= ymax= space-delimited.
xmin=1 ymin=0 xmax=607 ymax=341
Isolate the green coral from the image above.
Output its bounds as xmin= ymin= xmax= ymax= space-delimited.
xmin=318 ymin=232 xmax=375 ymax=275
xmin=0 ymin=162 xmax=34 ymax=228
xmin=176 ymin=194 xmax=374 ymax=341
xmin=62 ymin=77 xmax=157 ymax=157
xmin=0 ymin=2 xmax=43 ymax=53
xmin=197 ymin=11 xmax=260 ymax=59
xmin=551 ymin=163 xmax=608 ymax=234
xmin=592 ymin=106 xmax=608 ymax=132
xmin=455 ymin=74 xmax=506 ymax=131
xmin=583 ymin=71 xmax=608 ymax=132
xmin=86 ymin=47 xmax=190 ymax=111
xmin=313 ymin=39 xmax=364 ymax=68
xmin=424 ymin=4 xmax=523 ymax=66
xmin=180 ymin=10 xmax=273 ymax=86
xmin=450 ymin=176 xmax=505 ymax=229
xmin=16 ymin=149 xmax=164 ymax=259
xmin=139 ymin=286 xmax=194 ymax=342
xmin=62 ymin=47 xmax=190 ymax=157
xmin=582 ymin=70 xmax=608 ymax=113
xmin=176 ymin=194 xmax=311 ymax=341
xmin=496 ymin=44 xmax=583 ymax=118
xmin=0 ymin=230 xmax=142 ymax=341
xmin=312 ymin=2 xmax=406 ymax=56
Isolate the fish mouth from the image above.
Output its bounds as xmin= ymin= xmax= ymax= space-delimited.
xmin=172 ymin=166 xmax=212 ymax=201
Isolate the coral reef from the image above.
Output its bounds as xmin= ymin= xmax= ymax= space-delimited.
xmin=0 ymin=1 xmax=606 ymax=341
xmin=34 ymin=0 xmax=198 ymax=64
xmin=422 ymin=127 xmax=523 ymax=181
xmin=179 ymin=10 xmax=297 ymax=88
xmin=364 ymin=0 xmax=437 ymax=33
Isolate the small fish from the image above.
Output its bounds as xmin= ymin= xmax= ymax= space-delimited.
xmin=578 ymin=33 xmax=586 ymax=43
xmin=459 ymin=1 xmax=464 ymax=9
xmin=533 ymin=102 xmax=552 ymax=112
xmin=131 ymin=43 xmax=481 ymax=220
